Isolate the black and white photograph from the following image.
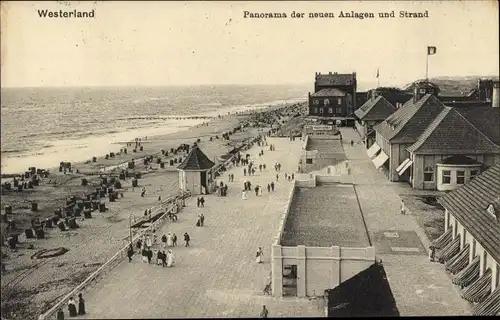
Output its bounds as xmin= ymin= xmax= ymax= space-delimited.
xmin=1 ymin=1 xmax=499 ymax=319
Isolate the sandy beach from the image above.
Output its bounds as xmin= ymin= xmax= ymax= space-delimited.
xmin=0 ymin=103 xmax=307 ymax=320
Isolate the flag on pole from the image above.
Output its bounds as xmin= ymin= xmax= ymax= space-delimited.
xmin=427 ymin=46 xmax=437 ymax=55
xmin=376 ymin=68 xmax=379 ymax=78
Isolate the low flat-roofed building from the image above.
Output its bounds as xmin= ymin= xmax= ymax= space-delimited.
xmin=271 ymin=184 xmax=375 ymax=298
xmin=433 ymin=162 xmax=500 ymax=316
xmin=300 ymin=136 xmax=345 ymax=173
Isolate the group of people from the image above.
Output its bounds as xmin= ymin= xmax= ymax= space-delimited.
xmin=56 ymin=293 xmax=85 ymax=319
xmin=196 ymin=214 xmax=205 ymax=227
xmin=217 ymin=182 xmax=229 ymax=196
xmin=196 ymin=197 xmax=205 ymax=207
xmin=227 ymin=173 xmax=235 ymax=182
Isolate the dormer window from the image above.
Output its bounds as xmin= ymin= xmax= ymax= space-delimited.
xmin=419 ymin=88 xmax=426 ymax=94
xmin=486 ymin=203 xmax=497 ymax=220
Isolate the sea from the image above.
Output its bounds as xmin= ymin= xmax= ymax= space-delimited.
xmin=0 ymin=85 xmax=308 ymax=174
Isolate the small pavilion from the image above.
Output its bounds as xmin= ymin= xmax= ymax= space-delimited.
xmin=177 ymin=146 xmax=215 ymax=195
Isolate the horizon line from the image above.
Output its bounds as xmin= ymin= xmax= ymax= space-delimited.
xmin=2 ymin=74 xmax=498 ymax=89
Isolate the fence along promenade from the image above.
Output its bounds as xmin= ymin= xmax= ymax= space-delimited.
xmin=38 ymin=191 xmax=191 ymax=320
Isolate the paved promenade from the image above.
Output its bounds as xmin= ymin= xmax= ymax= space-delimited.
xmin=76 ymin=137 xmax=322 ymax=318
xmin=340 ymin=128 xmax=471 ymax=316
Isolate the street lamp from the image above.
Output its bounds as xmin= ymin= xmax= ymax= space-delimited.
xmin=129 ymin=214 xmax=137 ymax=248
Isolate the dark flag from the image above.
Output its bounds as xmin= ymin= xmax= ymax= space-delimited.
xmin=427 ymin=46 xmax=437 ymax=55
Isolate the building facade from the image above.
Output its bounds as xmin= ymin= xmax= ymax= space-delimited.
xmin=308 ymin=72 xmax=357 ymax=125
xmin=433 ymin=163 xmax=500 ymax=316
xmin=354 ymin=95 xmax=396 ymax=148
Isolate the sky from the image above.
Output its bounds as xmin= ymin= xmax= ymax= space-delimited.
xmin=1 ymin=1 xmax=498 ymax=88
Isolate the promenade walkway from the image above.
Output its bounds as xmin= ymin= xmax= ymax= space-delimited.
xmin=75 ymin=137 xmax=322 ymax=318
xmin=340 ymin=128 xmax=471 ymax=316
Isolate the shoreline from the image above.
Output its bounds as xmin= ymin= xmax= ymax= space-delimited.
xmin=1 ymin=98 xmax=305 ymax=176
xmin=0 ymin=102 xmax=307 ymax=320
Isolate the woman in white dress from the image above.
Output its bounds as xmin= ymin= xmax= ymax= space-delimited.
xmin=166 ymin=232 xmax=173 ymax=247
xmin=256 ymin=247 xmax=263 ymax=263
xmin=146 ymin=236 xmax=152 ymax=248
xmin=241 ymin=190 xmax=247 ymax=200
xmin=166 ymin=249 xmax=175 ymax=267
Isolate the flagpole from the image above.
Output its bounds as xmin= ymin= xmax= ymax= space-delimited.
xmin=426 ymin=46 xmax=429 ymax=80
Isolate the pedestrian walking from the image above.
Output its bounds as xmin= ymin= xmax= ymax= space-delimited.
xmin=276 ymin=174 xmax=279 ymax=182
xmin=291 ymin=173 xmax=294 ymax=180
xmin=400 ymin=200 xmax=406 ymax=215
xmin=127 ymin=245 xmax=134 ymax=262
xmin=196 ymin=215 xmax=201 ymax=227
xmin=184 ymin=232 xmax=190 ymax=247
xmin=260 ymin=305 xmax=269 ymax=318
xmin=197 ymin=197 xmax=200 ymax=207
xmin=200 ymin=197 xmax=205 ymax=207
xmin=267 ymin=184 xmax=271 ymax=193
xmin=285 ymin=173 xmax=288 ymax=180
xmin=256 ymin=247 xmax=263 ymax=263
xmin=263 ymin=164 xmax=266 ymax=170
xmin=270 ymin=181 xmax=275 ymax=191
xmin=172 ymin=233 xmax=177 ymax=246
xmin=161 ymin=234 xmax=167 ymax=248
xmin=254 ymin=186 xmax=259 ymax=196
xmin=57 ymin=309 xmax=64 ymax=320
xmin=161 ymin=250 xmax=167 ymax=267
xmin=147 ymin=248 xmax=153 ymax=263
xmin=67 ymin=297 xmax=77 ymax=317
xmin=200 ymin=213 xmax=205 ymax=226
xmin=72 ymin=296 xmax=83 ymax=315
xmin=244 ymin=168 xmax=247 ymax=176
xmin=429 ymin=245 xmax=436 ymax=262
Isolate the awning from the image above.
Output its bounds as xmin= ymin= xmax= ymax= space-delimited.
xmin=462 ymin=268 xmax=492 ymax=303
xmin=397 ymin=159 xmax=413 ymax=176
xmin=431 ymin=228 xmax=452 ymax=250
xmin=372 ymin=151 xmax=389 ymax=169
xmin=435 ymin=235 xmax=460 ymax=263
xmin=473 ymin=287 xmax=500 ymax=316
xmin=445 ymin=243 xmax=470 ymax=274
xmin=396 ymin=158 xmax=411 ymax=174
xmin=366 ymin=142 xmax=381 ymax=159
xmin=452 ymin=256 xmax=480 ymax=287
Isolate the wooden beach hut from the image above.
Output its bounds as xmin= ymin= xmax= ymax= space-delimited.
xmin=177 ymin=146 xmax=215 ymax=195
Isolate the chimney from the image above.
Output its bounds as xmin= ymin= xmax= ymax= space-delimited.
xmin=329 ymin=72 xmax=332 ymax=75
xmin=413 ymin=86 xmax=420 ymax=103
xmin=493 ymin=81 xmax=500 ymax=108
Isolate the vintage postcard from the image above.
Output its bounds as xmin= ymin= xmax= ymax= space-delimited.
xmin=1 ymin=1 xmax=499 ymax=319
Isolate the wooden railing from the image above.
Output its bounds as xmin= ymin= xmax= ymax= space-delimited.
xmin=38 ymin=191 xmax=191 ymax=320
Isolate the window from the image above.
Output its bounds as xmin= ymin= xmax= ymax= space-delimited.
xmin=420 ymin=88 xmax=426 ymax=94
xmin=306 ymin=158 xmax=312 ymax=164
xmin=313 ymin=99 xmax=319 ymax=105
xmin=328 ymin=108 xmax=333 ymax=114
xmin=324 ymin=99 xmax=330 ymax=105
xmin=336 ymin=107 xmax=342 ymax=113
xmin=313 ymin=107 xmax=318 ymax=114
xmin=470 ymin=170 xmax=478 ymax=180
xmin=442 ymin=170 xmax=451 ymax=184
xmin=456 ymin=170 xmax=465 ymax=184
xmin=319 ymin=108 xmax=324 ymax=114
xmin=337 ymin=98 xmax=342 ymax=105
xmin=423 ymin=166 xmax=434 ymax=182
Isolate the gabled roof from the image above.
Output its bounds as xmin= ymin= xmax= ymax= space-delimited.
xmin=438 ymin=162 xmax=500 ymax=263
xmin=177 ymin=146 xmax=215 ymax=170
xmin=354 ymin=96 xmax=396 ymax=121
xmin=455 ymin=107 xmax=500 ymax=145
xmin=311 ymin=88 xmax=346 ymax=97
xmin=407 ymin=107 xmax=500 ymax=154
xmin=315 ymin=73 xmax=355 ymax=86
xmin=325 ymin=263 xmax=399 ymax=317
xmin=374 ymin=94 xmax=446 ymax=143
